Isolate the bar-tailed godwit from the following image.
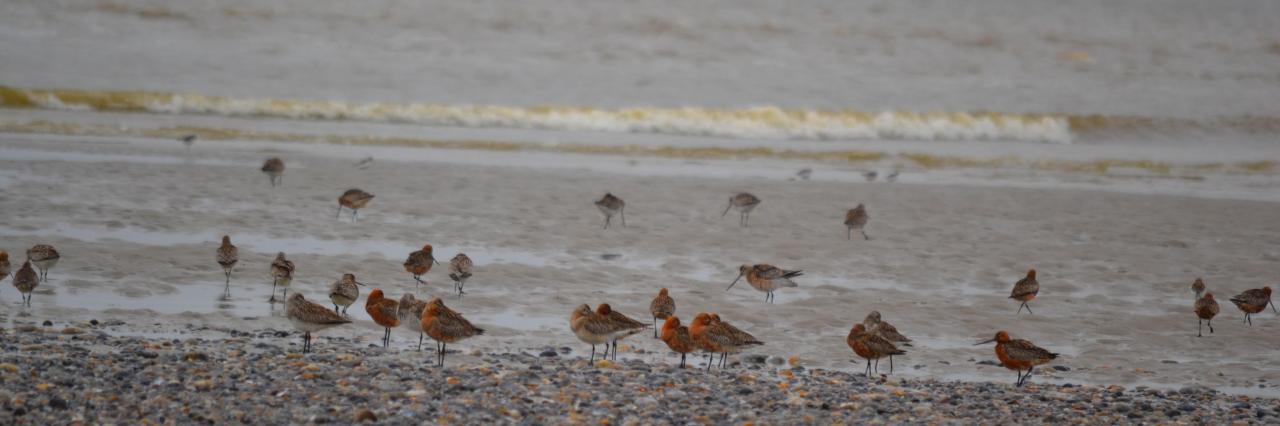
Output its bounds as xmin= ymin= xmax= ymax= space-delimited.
xmin=863 ymin=311 xmax=911 ymax=372
xmin=12 ymin=261 xmax=38 ymax=307
xmin=397 ymin=293 xmax=429 ymax=350
xmin=421 ymin=298 xmax=485 ymax=367
xmin=847 ymin=324 xmax=906 ymax=377
xmin=975 ymin=331 xmax=1059 ymax=386
xmin=403 ymin=244 xmax=438 ymax=288
xmin=649 ymin=288 xmax=675 ymax=338
xmin=269 ymin=252 xmax=295 ymax=303
xmin=728 ymin=264 xmax=801 ymax=304
xmin=689 ymin=313 xmax=762 ymax=370
xmin=570 ymin=304 xmax=613 ymax=363
xmin=596 ymin=303 xmax=649 ymax=360
xmin=180 ymin=134 xmax=197 ymax=152
xmin=25 ymin=244 xmax=59 ymax=282
xmin=886 ymin=169 xmax=900 ymax=182
xmin=261 ymin=158 xmax=285 ymax=187
xmin=328 ymin=273 xmax=365 ymax=315
xmin=1195 ymin=293 xmax=1219 ymax=337
xmin=448 ymin=253 xmax=473 ymax=296
xmin=365 ymin=289 xmax=400 ymax=348
xmin=1010 ymin=269 xmax=1039 ymax=314
xmin=337 ymin=189 xmax=375 ymax=222
xmin=721 ymin=193 xmax=761 ymax=227
xmin=863 ymin=171 xmax=878 ymax=182
xmin=844 ymin=204 xmax=870 ymax=240
xmin=1229 ymin=287 xmax=1273 ymax=326
xmin=709 ymin=313 xmax=762 ymax=368
xmin=595 ymin=193 xmax=626 ymax=229
xmin=660 ymin=316 xmax=695 ymax=368
xmin=216 ymin=236 xmax=237 ymax=284
xmin=1191 ymin=278 xmax=1206 ymax=300
xmin=286 ymin=293 xmax=352 ymax=353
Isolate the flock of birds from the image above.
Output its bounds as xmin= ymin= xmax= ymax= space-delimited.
xmin=2 ymin=143 xmax=1276 ymax=387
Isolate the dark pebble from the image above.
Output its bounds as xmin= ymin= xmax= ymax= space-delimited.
xmin=42 ymin=320 xmax=53 ymax=326
xmin=90 ymin=319 xmax=99 ymax=326
xmin=1052 ymin=365 xmax=1070 ymax=371
xmin=976 ymin=360 xmax=998 ymax=366
xmin=49 ymin=398 xmax=69 ymax=410
xmin=539 ymin=350 xmax=558 ymax=357
xmin=13 ymin=407 xmax=26 ymax=416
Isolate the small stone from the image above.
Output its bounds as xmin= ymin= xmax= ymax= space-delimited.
xmin=42 ymin=321 xmax=53 ymax=327
xmin=976 ymin=360 xmax=999 ymax=366
xmin=767 ymin=356 xmax=785 ymax=365
xmin=0 ymin=364 xmax=17 ymax=374
xmin=355 ymin=409 xmax=377 ymax=423
xmin=742 ymin=354 xmax=767 ymax=364
xmin=48 ymin=397 xmax=68 ymax=410
xmin=1052 ymin=365 xmax=1070 ymax=372
xmin=539 ymin=350 xmax=558 ymax=357
xmin=89 ymin=319 xmax=100 ymax=326
xmin=559 ymin=347 xmax=572 ymax=354
xmin=1161 ymin=360 xmax=1178 ymax=364
xmin=185 ymin=352 xmax=209 ymax=362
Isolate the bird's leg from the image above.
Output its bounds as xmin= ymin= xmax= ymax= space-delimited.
xmin=1016 ymin=302 xmax=1025 ymax=315
xmin=333 ymin=304 xmax=339 ymax=314
xmin=1025 ymin=366 xmax=1035 ymax=386
xmin=1198 ymin=318 xmax=1203 ymax=337
xmin=1025 ymin=303 xmax=1033 ymax=314
xmin=270 ymin=279 xmax=278 ymax=302
xmin=889 ymin=355 xmax=894 ymax=374
xmin=1272 ymin=299 xmax=1277 ymax=314
xmin=603 ymin=215 xmax=610 ymax=230
xmin=653 ymin=318 xmax=658 ymax=338
xmin=1208 ymin=319 xmax=1214 ymax=333
xmin=874 ymin=358 xmax=879 ymax=374
xmin=418 ymin=333 xmax=424 ymax=351
xmin=679 ymin=353 xmax=686 ymax=368
xmin=336 ymin=204 xmax=342 ymax=218
xmin=706 ymin=354 xmax=713 ymax=371
xmin=601 ymin=342 xmax=609 ymax=360
xmin=440 ymin=343 xmax=446 ymax=367
xmin=590 ymin=344 xmax=596 ymax=364
xmin=865 ymin=359 xmax=872 ymax=378
xmin=620 ymin=207 xmax=626 ymax=227
xmin=847 ymin=227 xmax=852 ymax=240
xmin=303 ymin=332 xmax=310 ymax=353
xmin=353 ymin=209 xmax=359 ymax=223
xmin=612 ymin=341 xmax=619 ymax=361
xmin=862 ymin=229 xmax=869 ymax=240
xmin=1015 ymin=370 xmax=1022 ymax=386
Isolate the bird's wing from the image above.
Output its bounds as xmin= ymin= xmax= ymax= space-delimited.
xmin=1010 ymin=278 xmax=1038 ymax=298
xmin=1005 ymin=339 xmax=1057 ymax=362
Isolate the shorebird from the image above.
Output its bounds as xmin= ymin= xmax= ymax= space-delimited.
xmin=660 ymin=316 xmax=695 ymax=368
xmin=337 ymin=189 xmax=375 ymax=222
xmin=863 ymin=171 xmax=878 ymax=182
xmin=649 ymin=288 xmax=675 ymax=338
xmin=216 ymin=236 xmax=238 ymax=284
xmin=261 ymin=158 xmax=285 ymax=187
xmin=1010 ymin=269 xmax=1039 ymax=314
xmin=1195 ymin=293 xmax=1219 ymax=337
xmin=365 ymin=289 xmax=400 ymax=348
xmin=0 ymin=251 xmax=10 ymax=285
xmin=847 ymin=324 xmax=906 ymax=377
xmin=1229 ymin=287 xmax=1273 ymax=326
xmin=689 ymin=313 xmax=763 ymax=370
xmin=728 ymin=264 xmax=802 ymax=304
xmin=25 ymin=244 xmax=59 ymax=282
xmin=709 ymin=313 xmax=762 ymax=368
xmin=976 ymin=331 xmax=1059 ymax=387
xmin=354 ymin=157 xmax=374 ymax=169
xmin=268 ymin=252 xmax=295 ymax=303
xmin=886 ymin=170 xmax=899 ymax=183
xmin=180 ymin=134 xmax=197 ymax=152
xmin=596 ymin=303 xmax=649 ymax=360
xmin=595 ymin=193 xmax=626 ymax=229
xmin=403 ymin=244 xmax=438 ymax=288
xmin=863 ymin=311 xmax=912 ymax=371
xmin=285 ymin=293 xmax=351 ymax=353
xmin=397 ymin=293 xmax=429 ymax=350
xmin=421 ymin=298 xmax=485 ymax=367
xmin=1191 ymin=278 xmax=1206 ymax=301
xmin=328 ymin=273 xmax=365 ymax=315
xmin=844 ymin=204 xmax=870 ymax=240
xmin=721 ymin=192 xmax=761 ymax=227
xmin=448 ymin=253 xmax=473 ymax=296
xmin=795 ymin=168 xmax=812 ymax=181
xmin=12 ymin=261 xmax=38 ymax=307
xmin=570 ymin=304 xmax=613 ymax=364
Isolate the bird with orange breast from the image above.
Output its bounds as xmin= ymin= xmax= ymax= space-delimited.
xmin=403 ymin=244 xmax=439 ymax=288
xmin=689 ymin=313 xmax=763 ymax=370
xmin=596 ymin=304 xmax=649 ymax=361
xmin=1010 ymin=269 xmax=1039 ymax=314
xmin=336 ymin=189 xmax=375 ymax=222
xmin=569 ymin=304 xmax=614 ymax=364
xmin=728 ymin=264 xmax=801 ymax=304
xmin=847 ymin=324 xmax=906 ymax=377
xmin=365 ymin=289 xmax=400 ymax=348
xmin=421 ymin=298 xmax=484 ymax=367
xmin=1229 ymin=286 xmax=1273 ymax=326
xmin=649 ymin=288 xmax=675 ymax=338
xmin=975 ymin=331 xmax=1059 ymax=387
xmin=660 ymin=316 xmax=695 ymax=368
xmin=1195 ymin=293 xmax=1219 ymax=337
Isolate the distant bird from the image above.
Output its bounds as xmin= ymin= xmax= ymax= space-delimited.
xmin=975 ymin=331 xmax=1058 ymax=387
xmin=0 ymin=251 xmax=10 ymax=285
xmin=721 ymin=193 xmax=761 ymax=227
xmin=844 ymin=204 xmax=870 ymax=240
xmin=660 ymin=316 xmax=695 ymax=368
xmin=285 ymin=293 xmax=351 ymax=353
xmin=728 ymin=264 xmax=802 ymax=304
xmin=1191 ymin=278 xmax=1206 ymax=301
xmin=594 ymin=193 xmax=626 ymax=229
xmin=216 ymin=236 xmax=238 ymax=284
xmin=689 ymin=313 xmax=763 ymax=370
xmin=1229 ymin=287 xmax=1274 ymax=326
xmin=365 ymin=289 xmax=400 ymax=348
xmin=570 ymin=304 xmax=613 ymax=363
xmin=421 ymin=298 xmax=485 ymax=367
xmin=337 ymin=189 xmax=375 ymax=222
xmin=403 ymin=244 xmax=438 ymax=287
xmin=795 ymin=168 xmax=812 ymax=181
xmin=1010 ymin=269 xmax=1039 ymax=314
xmin=448 ymin=253 xmax=473 ymax=296
xmin=354 ymin=157 xmax=374 ymax=169
xmin=12 ymin=261 xmax=38 ymax=307
xmin=180 ymin=134 xmax=197 ymax=152
xmin=596 ymin=304 xmax=649 ymax=360
xmin=261 ymin=158 xmax=285 ymax=187
xmin=886 ymin=170 xmax=899 ymax=183
xmin=25 ymin=244 xmax=59 ymax=282
xmin=1195 ymin=293 xmax=1219 ymax=337
xmin=847 ymin=324 xmax=906 ymax=377
xmin=327 ymin=273 xmax=365 ymax=315
xmin=649 ymin=288 xmax=675 ymax=338
xmin=863 ymin=171 xmax=878 ymax=182
xmin=268 ymin=252 xmax=295 ymax=303
xmin=397 ymin=293 xmax=429 ymax=350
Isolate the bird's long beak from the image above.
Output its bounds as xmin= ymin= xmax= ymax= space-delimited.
xmin=974 ymin=338 xmax=995 ymax=346
xmin=433 ymin=258 xmax=440 ymax=266
xmin=726 ymin=274 xmax=742 ymax=291
xmin=720 ymin=202 xmax=732 ymax=217
xmin=354 ymin=281 xmax=368 ymax=287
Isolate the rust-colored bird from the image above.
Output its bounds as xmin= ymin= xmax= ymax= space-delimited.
xmin=12 ymin=261 xmax=38 ymax=307
xmin=721 ymin=192 xmax=761 ymax=227
xmin=26 ymin=244 xmax=59 ymax=282
xmin=660 ymin=316 xmax=696 ymax=368
xmin=1191 ymin=278 xmax=1206 ymax=301
xmin=689 ymin=313 xmax=763 ymax=370
xmin=596 ymin=303 xmax=649 ymax=361
xmin=649 ymin=288 xmax=675 ymax=338
xmin=215 ymin=236 xmax=238 ymax=284
xmin=403 ymin=244 xmax=439 ymax=288
xmin=1195 ymin=293 xmax=1219 ymax=337
xmin=268 ymin=252 xmax=295 ymax=303
xmin=728 ymin=264 xmax=801 ymax=304
xmin=1229 ymin=287 xmax=1274 ymax=326
xmin=595 ymin=193 xmax=626 ymax=229
xmin=847 ymin=324 xmax=906 ymax=377
xmin=421 ymin=298 xmax=484 ymax=367
xmin=261 ymin=157 xmax=285 ymax=187
xmin=365 ymin=289 xmax=400 ymax=348
xmin=975 ymin=331 xmax=1059 ymax=386
xmin=336 ymin=189 xmax=375 ymax=222
xmin=285 ymin=293 xmax=351 ymax=353
xmin=397 ymin=293 xmax=429 ymax=350
xmin=448 ymin=253 xmax=473 ymax=296
xmin=570 ymin=304 xmax=613 ymax=363
xmin=844 ymin=204 xmax=870 ymax=240
xmin=1010 ymin=269 xmax=1039 ymax=314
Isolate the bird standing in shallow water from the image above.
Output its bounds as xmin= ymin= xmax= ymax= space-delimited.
xmin=403 ymin=244 xmax=438 ymax=288
xmin=596 ymin=304 xmax=649 ymax=361
xmin=1229 ymin=287 xmax=1273 ymax=326
xmin=286 ymin=293 xmax=351 ymax=353
xmin=397 ymin=293 xmax=429 ymax=350
xmin=847 ymin=324 xmax=906 ymax=377
xmin=216 ymin=236 xmax=238 ymax=285
xmin=365 ymin=289 xmax=400 ymax=348
xmin=721 ymin=193 xmax=761 ymax=227
xmin=1010 ymin=269 xmax=1039 ymax=314
xmin=261 ymin=158 xmax=285 ymax=187
xmin=595 ymin=193 xmax=626 ymax=229
xmin=12 ymin=261 xmax=38 ymax=307
xmin=660 ymin=316 xmax=695 ymax=368
xmin=26 ymin=244 xmax=59 ymax=282
xmin=863 ymin=311 xmax=911 ymax=372
xmin=689 ymin=313 xmax=763 ymax=370
xmin=421 ymin=298 xmax=485 ymax=367
xmin=975 ymin=331 xmax=1058 ymax=387
xmin=569 ymin=304 xmax=613 ymax=364
xmin=337 ymin=189 xmax=375 ymax=222
xmin=649 ymin=288 xmax=675 ymax=338
xmin=268 ymin=252 xmax=295 ymax=303
xmin=728 ymin=264 xmax=801 ymax=304
xmin=180 ymin=134 xmax=197 ymax=153
xmin=448 ymin=253 xmax=473 ymax=296
xmin=1195 ymin=293 xmax=1219 ymax=337
xmin=328 ymin=273 xmax=364 ymax=315
xmin=844 ymin=204 xmax=870 ymax=240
